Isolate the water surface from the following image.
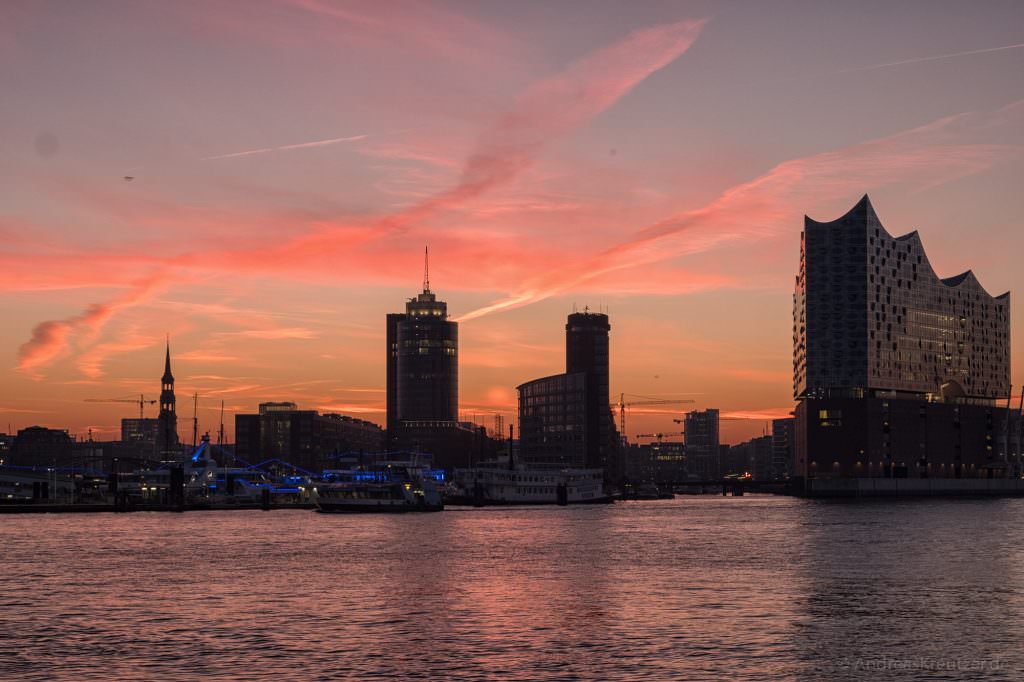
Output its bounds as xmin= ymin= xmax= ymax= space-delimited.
xmin=1 ymin=497 xmax=1020 ymax=680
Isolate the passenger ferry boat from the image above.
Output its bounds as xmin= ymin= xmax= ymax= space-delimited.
xmin=446 ymin=466 xmax=613 ymax=506
xmin=316 ymin=462 xmax=444 ymax=513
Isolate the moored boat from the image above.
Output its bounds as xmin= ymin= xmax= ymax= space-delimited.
xmin=316 ymin=463 xmax=443 ymax=513
xmin=446 ymin=466 xmax=614 ymax=506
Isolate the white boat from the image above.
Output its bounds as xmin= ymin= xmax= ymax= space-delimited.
xmin=447 ymin=466 xmax=614 ymax=506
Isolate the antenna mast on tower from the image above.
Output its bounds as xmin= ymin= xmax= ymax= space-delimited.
xmin=423 ymin=245 xmax=430 ymax=293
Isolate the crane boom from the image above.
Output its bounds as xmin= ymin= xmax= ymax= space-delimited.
xmin=84 ymin=394 xmax=158 ymax=419
xmin=615 ymin=392 xmax=696 ymax=437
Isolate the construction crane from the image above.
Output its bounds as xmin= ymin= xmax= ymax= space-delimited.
xmin=674 ymin=415 xmax=775 ymax=436
xmin=636 ymin=431 xmax=685 ymax=443
xmin=615 ymin=393 xmax=696 ymax=437
xmin=85 ymin=394 xmax=157 ymax=419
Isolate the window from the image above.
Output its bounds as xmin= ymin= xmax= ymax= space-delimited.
xmin=818 ymin=410 xmax=842 ymax=428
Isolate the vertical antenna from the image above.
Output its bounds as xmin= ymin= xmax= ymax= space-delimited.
xmin=423 ymin=245 xmax=430 ymax=293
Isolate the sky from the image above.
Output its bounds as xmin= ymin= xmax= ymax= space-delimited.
xmin=1 ymin=0 xmax=1023 ymax=445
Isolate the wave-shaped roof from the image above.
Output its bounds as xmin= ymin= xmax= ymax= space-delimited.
xmin=807 ymin=195 xmax=1009 ymax=301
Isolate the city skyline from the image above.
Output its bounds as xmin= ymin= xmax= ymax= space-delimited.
xmin=3 ymin=1 xmax=1023 ymax=444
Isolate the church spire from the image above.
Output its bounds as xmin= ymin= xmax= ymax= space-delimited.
xmin=158 ymin=335 xmax=179 ymax=458
xmin=162 ymin=335 xmax=174 ymax=383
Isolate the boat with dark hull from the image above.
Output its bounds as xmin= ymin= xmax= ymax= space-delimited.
xmin=316 ymin=462 xmax=443 ymax=513
xmin=446 ymin=467 xmax=615 ymax=506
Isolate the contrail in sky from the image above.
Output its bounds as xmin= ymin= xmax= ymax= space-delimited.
xmin=835 ymin=42 xmax=1024 ymax=75
xmin=201 ymin=133 xmax=369 ymax=161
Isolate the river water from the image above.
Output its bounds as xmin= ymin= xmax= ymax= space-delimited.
xmin=1 ymin=496 xmax=1021 ymax=681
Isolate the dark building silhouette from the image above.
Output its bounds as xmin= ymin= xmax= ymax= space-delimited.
xmin=235 ymin=402 xmax=385 ymax=472
xmin=157 ymin=341 xmax=179 ymax=460
xmin=566 ymin=312 xmax=614 ymax=469
xmin=0 ymin=433 xmax=12 ymax=463
xmin=771 ymin=417 xmax=795 ymax=480
xmin=519 ymin=372 xmax=588 ymax=468
xmin=793 ymin=196 xmax=1014 ymax=481
xmin=726 ymin=434 xmax=773 ymax=480
xmin=11 ymin=426 xmax=74 ymax=468
xmin=683 ymin=409 xmax=720 ymax=479
xmin=624 ymin=441 xmax=687 ymax=484
xmin=384 ymin=250 xmax=491 ymax=470
xmin=121 ymin=418 xmax=160 ymax=459
xmin=386 ymin=250 xmax=458 ymax=434
xmin=518 ymin=311 xmax=619 ymax=471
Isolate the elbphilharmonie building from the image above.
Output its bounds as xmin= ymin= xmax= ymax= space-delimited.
xmin=792 ymin=196 xmax=1017 ymax=483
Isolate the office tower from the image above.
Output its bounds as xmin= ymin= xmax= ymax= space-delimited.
xmin=566 ymin=312 xmax=614 ymax=469
xmin=519 ymin=311 xmax=618 ymax=471
xmin=385 ymin=250 xmax=492 ymax=470
xmin=683 ymin=409 xmax=720 ymax=479
xmin=386 ymin=250 xmax=458 ymax=433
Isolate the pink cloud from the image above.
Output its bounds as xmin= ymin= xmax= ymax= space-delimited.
xmin=230 ymin=18 xmax=707 ymax=262
xmin=76 ymin=333 xmax=161 ymax=379
xmin=285 ymin=0 xmax=532 ymax=68
xmin=9 ymin=18 xmax=708 ymax=376
xmin=459 ymin=101 xmax=1024 ymax=321
xmin=217 ymin=328 xmax=319 ymax=340
xmin=16 ymin=276 xmax=168 ymax=378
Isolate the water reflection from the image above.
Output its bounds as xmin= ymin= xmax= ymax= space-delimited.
xmin=793 ymin=499 xmax=1023 ymax=681
xmin=1 ymin=498 xmax=1022 ymax=680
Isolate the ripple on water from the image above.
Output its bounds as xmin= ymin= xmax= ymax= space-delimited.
xmin=1 ymin=498 xmax=1023 ymax=681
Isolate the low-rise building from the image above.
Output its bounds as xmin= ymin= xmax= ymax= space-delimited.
xmin=235 ymin=402 xmax=385 ymax=472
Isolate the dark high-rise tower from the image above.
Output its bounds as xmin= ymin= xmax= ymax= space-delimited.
xmin=518 ymin=310 xmax=619 ymax=472
xmin=386 ymin=249 xmax=459 ymax=437
xmin=566 ymin=311 xmax=613 ymax=469
xmin=157 ymin=340 xmax=179 ymax=459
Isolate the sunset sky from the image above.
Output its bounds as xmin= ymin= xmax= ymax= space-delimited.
xmin=2 ymin=0 xmax=1022 ymax=445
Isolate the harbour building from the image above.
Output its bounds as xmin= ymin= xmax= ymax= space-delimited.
xmin=235 ymin=402 xmax=385 ymax=473
xmin=518 ymin=311 xmax=620 ymax=472
xmin=793 ymin=195 xmax=1016 ymax=482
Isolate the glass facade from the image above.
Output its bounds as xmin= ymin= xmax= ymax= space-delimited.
xmin=794 ymin=195 xmax=1010 ymax=401
xmin=386 ymin=289 xmax=459 ymax=432
xmin=518 ymin=372 xmax=588 ymax=468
